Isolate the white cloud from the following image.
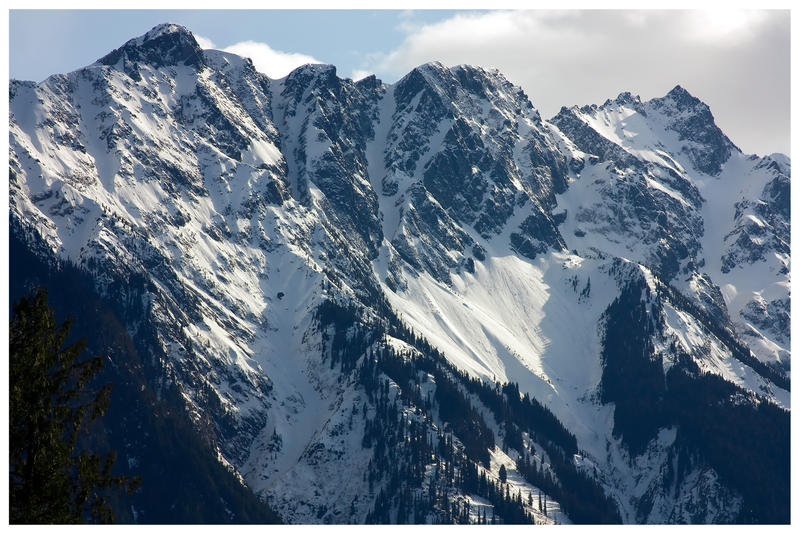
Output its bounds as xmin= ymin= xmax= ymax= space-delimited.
xmin=361 ymin=10 xmax=789 ymax=156
xmin=194 ymin=34 xmax=216 ymax=50
xmin=221 ymin=40 xmax=322 ymax=79
xmin=684 ymin=10 xmax=770 ymax=44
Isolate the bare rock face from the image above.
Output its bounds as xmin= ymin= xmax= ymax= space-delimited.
xmin=10 ymin=24 xmax=789 ymax=525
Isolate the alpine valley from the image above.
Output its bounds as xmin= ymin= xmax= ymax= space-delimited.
xmin=9 ymin=24 xmax=790 ymax=524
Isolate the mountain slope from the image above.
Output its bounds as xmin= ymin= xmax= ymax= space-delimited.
xmin=9 ymin=24 xmax=789 ymax=524
xmin=551 ymin=91 xmax=789 ymax=370
xmin=9 ymin=229 xmax=283 ymax=523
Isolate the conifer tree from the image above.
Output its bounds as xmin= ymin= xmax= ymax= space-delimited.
xmin=9 ymin=288 xmax=138 ymax=523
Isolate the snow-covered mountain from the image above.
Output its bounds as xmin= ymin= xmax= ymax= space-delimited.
xmin=9 ymin=24 xmax=789 ymax=524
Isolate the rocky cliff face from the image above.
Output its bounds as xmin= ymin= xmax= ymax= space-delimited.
xmin=551 ymin=88 xmax=789 ymax=369
xmin=9 ymin=24 xmax=789 ymax=524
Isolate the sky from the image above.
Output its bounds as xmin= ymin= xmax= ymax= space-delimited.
xmin=8 ymin=8 xmax=791 ymax=156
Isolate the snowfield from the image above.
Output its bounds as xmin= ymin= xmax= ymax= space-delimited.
xmin=9 ymin=24 xmax=789 ymax=524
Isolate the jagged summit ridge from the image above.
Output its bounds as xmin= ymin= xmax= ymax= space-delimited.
xmin=554 ymin=83 xmax=738 ymax=175
xmin=98 ymin=22 xmax=204 ymax=69
xmin=9 ymin=23 xmax=790 ymax=525
xmin=650 ymin=84 xmax=740 ymax=174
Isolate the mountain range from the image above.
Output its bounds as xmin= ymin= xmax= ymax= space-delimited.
xmin=9 ymin=23 xmax=790 ymax=524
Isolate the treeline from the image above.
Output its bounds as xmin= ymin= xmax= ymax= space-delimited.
xmin=458 ymin=375 xmax=619 ymax=523
xmin=10 ymin=229 xmax=282 ymax=524
xmin=317 ymin=299 xmax=621 ymax=523
xmin=597 ymin=272 xmax=789 ymax=523
xmin=357 ymin=346 xmax=534 ymax=524
xmin=666 ymin=366 xmax=789 ymax=524
xmin=655 ymin=280 xmax=789 ymax=391
xmin=600 ymin=276 xmax=667 ymax=456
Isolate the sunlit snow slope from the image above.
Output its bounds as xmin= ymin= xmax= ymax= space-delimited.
xmin=10 ymin=24 xmax=789 ymax=524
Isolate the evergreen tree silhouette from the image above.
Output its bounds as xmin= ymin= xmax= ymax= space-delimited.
xmin=10 ymin=288 xmax=139 ymax=523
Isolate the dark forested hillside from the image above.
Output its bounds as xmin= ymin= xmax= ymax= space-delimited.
xmin=10 ymin=230 xmax=282 ymax=524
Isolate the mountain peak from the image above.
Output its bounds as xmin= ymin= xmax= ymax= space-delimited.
xmin=667 ymin=83 xmax=689 ymax=95
xmin=8 ymin=25 xmax=791 ymax=524
xmin=646 ymin=85 xmax=740 ymax=174
xmin=663 ymin=84 xmax=704 ymax=111
xmin=289 ymin=62 xmax=337 ymax=78
xmin=142 ymin=22 xmax=191 ymax=39
xmin=282 ymin=63 xmax=338 ymax=91
xmin=613 ymin=91 xmax=641 ymax=106
xmin=98 ymin=22 xmax=203 ymax=69
xmin=598 ymin=91 xmax=644 ymax=113
xmin=402 ymin=61 xmax=453 ymax=86
xmin=414 ymin=61 xmax=447 ymax=73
